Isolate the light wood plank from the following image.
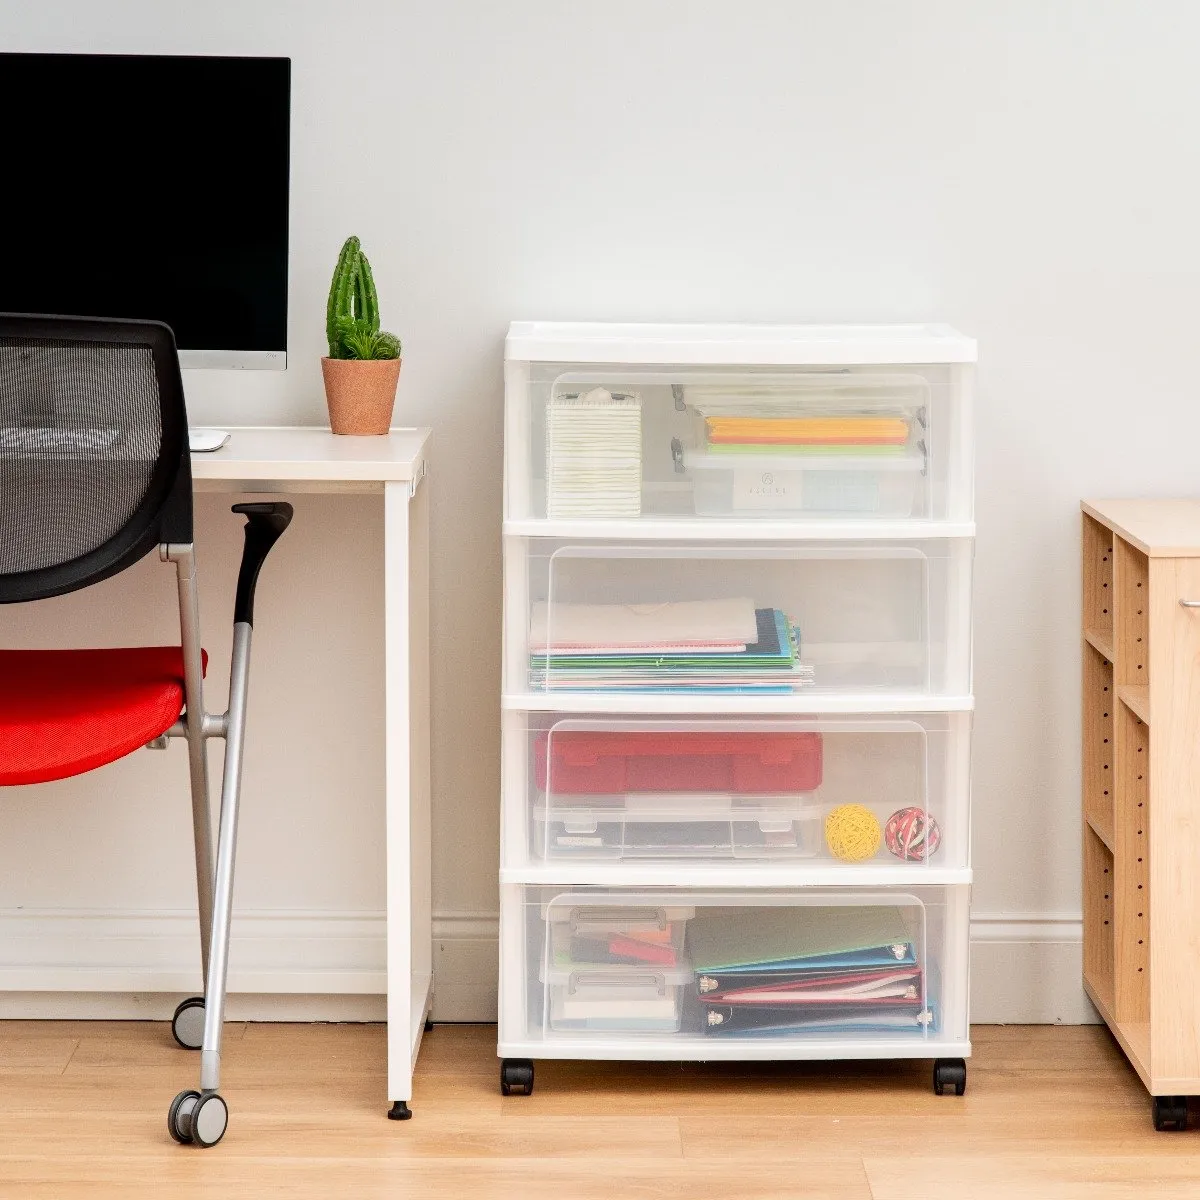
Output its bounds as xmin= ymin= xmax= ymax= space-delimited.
xmin=1082 ymin=828 xmax=1115 ymax=1009
xmin=1115 ymin=538 xmax=1150 ymax=694
xmin=1083 ymin=627 xmax=1114 ymax=663
xmin=1084 ymin=980 xmax=1151 ymax=1091
xmin=1082 ymin=512 xmax=1115 ymax=642
xmin=865 ymin=1156 xmax=1200 ymax=1200
xmin=1149 ymin=554 xmax=1200 ymax=1088
xmin=0 ymin=1022 xmax=1187 ymax=1199
xmin=1113 ymin=701 xmax=1150 ymax=1027
xmin=1117 ymin=684 xmax=1150 ymax=724
xmin=1084 ymin=811 xmax=1114 ymax=851
xmin=1082 ymin=642 xmax=1116 ymax=846
xmin=1084 ymin=498 xmax=1200 ymax=557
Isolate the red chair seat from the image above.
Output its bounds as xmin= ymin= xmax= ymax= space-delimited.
xmin=0 ymin=648 xmax=207 ymax=786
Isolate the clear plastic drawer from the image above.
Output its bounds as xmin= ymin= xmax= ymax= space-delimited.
xmin=504 ymin=361 xmax=973 ymax=523
xmin=508 ymin=714 xmax=969 ymax=869
xmin=502 ymin=885 xmax=969 ymax=1051
xmin=507 ymin=540 xmax=972 ymax=697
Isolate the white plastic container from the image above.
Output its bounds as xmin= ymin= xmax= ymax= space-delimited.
xmin=542 ymin=957 xmax=695 ymax=1033
xmin=533 ymin=793 xmax=824 ymax=862
xmin=512 ymin=539 xmax=973 ymax=699
xmin=503 ymin=323 xmax=976 ymax=527
xmin=683 ymin=446 xmax=925 ymax=518
xmin=498 ymin=323 xmax=976 ymax=1090
xmin=501 ymin=885 xmax=970 ymax=1059
xmin=512 ymin=715 xmax=969 ymax=872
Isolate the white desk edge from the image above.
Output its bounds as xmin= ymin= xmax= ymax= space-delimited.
xmin=191 ymin=425 xmax=434 ymax=1111
xmin=190 ymin=425 xmax=431 ymax=493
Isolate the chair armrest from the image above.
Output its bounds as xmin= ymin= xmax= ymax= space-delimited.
xmin=231 ymin=502 xmax=294 ymax=627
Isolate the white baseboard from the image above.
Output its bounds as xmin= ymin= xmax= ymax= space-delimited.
xmin=969 ymin=913 xmax=1098 ymax=1024
xmin=0 ymin=908 xmax=1097 ymax=1025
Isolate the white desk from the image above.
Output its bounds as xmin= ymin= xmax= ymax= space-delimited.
xmin=192 ymin=425 xmax=432 ymax=1119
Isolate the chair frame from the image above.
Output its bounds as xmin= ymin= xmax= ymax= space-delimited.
xmin=0 ymin=314 xmax=291 ymax=1147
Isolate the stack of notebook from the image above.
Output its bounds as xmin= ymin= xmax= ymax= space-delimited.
xmin=545 ymin=387 xmax=642 ymax=517
xmin=688 ymin=906 xmax=934 ymax=1036
xmin=528 ymin=596 xmax=814 ymax=693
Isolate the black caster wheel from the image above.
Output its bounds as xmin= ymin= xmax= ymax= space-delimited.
xmin=388 ymin=1100 xmax=413 ymax=1120
xmin=188 ymin=1091 xmax=229 ymax=1148
xmin=933 ymin=1058 xmax=967 ymax=1096
xmin=1153 ymin=1095 xmax=1189 ymax=1131
xmin=501 ymin=1058 xmax=534 ymax=1096
xmin=425 ymin=1015 xmax=434 ymax=1033
xmin=171 ymin=996 xmax=206 ymax=1050
xmin=168 ymin=1089 xmax=200 ymax=1144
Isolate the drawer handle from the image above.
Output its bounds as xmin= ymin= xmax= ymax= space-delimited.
xmin=571 ymin=907 xmax=667 ymax=932
xmin=1181 ymin=600 xmax=1200 ymax=608
xmin=569 ymin=972 xmax=666 ymax=995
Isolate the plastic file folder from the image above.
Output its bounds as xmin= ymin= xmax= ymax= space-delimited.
xmin=687 ymin=906 xmax=917 ymax=974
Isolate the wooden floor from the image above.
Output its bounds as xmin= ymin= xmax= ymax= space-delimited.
xmin=0 ymin=1021 xmax=1194 ymax=1198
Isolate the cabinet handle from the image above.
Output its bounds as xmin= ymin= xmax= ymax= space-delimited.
xmin=1181 ymin=600 xmax=1200 ymax=608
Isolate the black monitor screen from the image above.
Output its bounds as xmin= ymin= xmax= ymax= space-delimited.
xmin=0 ymin=53 xmax=290 ymax=362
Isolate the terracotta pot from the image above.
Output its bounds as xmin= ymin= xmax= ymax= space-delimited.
xmin=321 ymin=357 xmax=402 ymax=435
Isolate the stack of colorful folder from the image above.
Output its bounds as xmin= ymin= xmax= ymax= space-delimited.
xmin=688 ymin=906 xmax=934 ymax=1036
xmin=527 ymin=596 xmax=814 ymax=693
xmin=701 ymin=410 xmax=912 ymax=457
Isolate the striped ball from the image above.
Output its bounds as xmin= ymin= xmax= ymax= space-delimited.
xmin=884 ymin=807 xmax=941 ymax=862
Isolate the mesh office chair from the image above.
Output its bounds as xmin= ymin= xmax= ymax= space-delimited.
xmin=0 ymin=314 xmax=292 ymax=1148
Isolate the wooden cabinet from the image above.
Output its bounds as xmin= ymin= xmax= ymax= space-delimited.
xmin=1082 ymin=499 xmax=1200 ymax=1129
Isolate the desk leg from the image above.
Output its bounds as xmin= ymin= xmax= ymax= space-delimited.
xmin=384 ymin=479 xmax=433 ymax=1119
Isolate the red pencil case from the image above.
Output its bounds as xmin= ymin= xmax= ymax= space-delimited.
xmin=535 ymin=730 xmax=823 ymax=795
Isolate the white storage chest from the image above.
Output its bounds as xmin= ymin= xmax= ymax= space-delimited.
xmin=499 ymin=323 xmax=976 ymax=1099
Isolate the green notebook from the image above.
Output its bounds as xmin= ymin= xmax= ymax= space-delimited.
xmin=687 ymin=906 xmax=916 ymax=974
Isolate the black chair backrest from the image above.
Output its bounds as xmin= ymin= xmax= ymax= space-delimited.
xmin=0 ymin=314 xmax=193 ymax=604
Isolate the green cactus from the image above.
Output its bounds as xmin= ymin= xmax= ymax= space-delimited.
xmin=326 ymin=235 xmax=360 ymax=358
xmin=325 ymin=236 xmax=400 ymax=360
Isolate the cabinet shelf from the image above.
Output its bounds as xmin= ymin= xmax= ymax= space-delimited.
xmin=1083 ymin=627 xmax=1115 ymax=664
xmin=1117 ymin=684 xmax=1150 ymax=725
xmin=1085 ymin=810 xmax=1114 ymax=852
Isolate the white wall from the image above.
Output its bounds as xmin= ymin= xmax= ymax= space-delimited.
xmin=5 ymin=0 xmax=1200 ymax=1022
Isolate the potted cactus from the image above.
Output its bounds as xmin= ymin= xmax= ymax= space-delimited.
xmin=321 ymin=236 xmax=403 ymax=435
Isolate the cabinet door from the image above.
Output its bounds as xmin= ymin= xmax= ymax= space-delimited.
xmin=1149 ymin=556 xmax=1200 ymax=1085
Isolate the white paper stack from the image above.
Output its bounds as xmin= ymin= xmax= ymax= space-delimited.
xmin=546 ymin=387 xmax=642 ymax=518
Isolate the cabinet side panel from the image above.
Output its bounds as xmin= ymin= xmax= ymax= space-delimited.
xmin=1113 ymin=702 xmax=1149 ymax=1026
xmin=1082 ymin=825 xmax=1115 ymax=1011
xmin=1083 ymin=643 xmax=1115 ymax=846
xmin=1083 ymin=514 xmax=1115 ymax=644
xmin=1150 ymin=557 xmax=1200 ymax=1083
xmin=1115 ymin=539 xmax=1149 ymax=694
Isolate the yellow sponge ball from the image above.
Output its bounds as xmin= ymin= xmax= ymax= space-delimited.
xmin=825 ymin=804 xmax=882 ymax=862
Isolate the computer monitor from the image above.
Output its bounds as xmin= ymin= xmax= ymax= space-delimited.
xmin=0 ymin=53 xmax=290 ymax=370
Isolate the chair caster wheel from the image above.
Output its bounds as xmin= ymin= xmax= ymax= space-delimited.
xmin=501 ymin=1058 xmax=534 ymax=1096
xmin=171 ymin=997 xmax=206 ymax=1050
xmin=168 ymin=1089 xmax=200 ymax=1144
xmin=1153 ymin=1095 xmax=1189 ymax=1131
xmin=933 ymin=1058 xmax=967 ymax=1096
xmin=388 ymin=1100 xmax=413 ymax=1120
xmin=188 ymin=1091 xmax=229 ymax=1147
